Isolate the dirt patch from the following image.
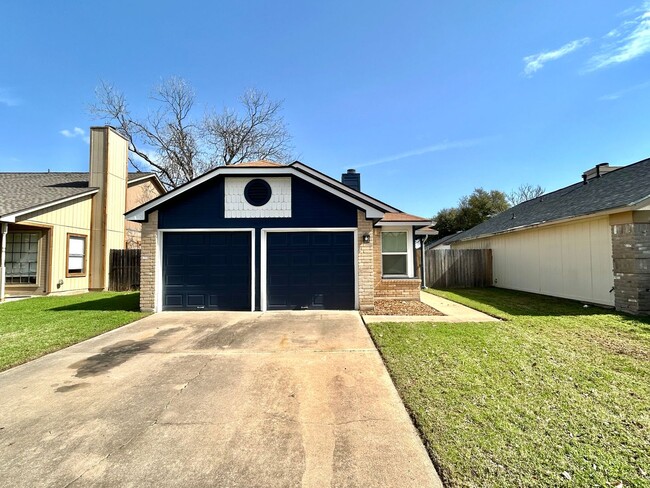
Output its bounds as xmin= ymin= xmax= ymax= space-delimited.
xmin=363 ymin=299 xmax=443 ymax=316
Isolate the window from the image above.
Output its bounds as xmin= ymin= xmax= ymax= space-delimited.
xmin=5 ymin=232 xmax=39 ymax=284
xmin=67 ymin=234 xmax=86 ymax=276
xmin=381 ymin=230 xmax=410 ymax=276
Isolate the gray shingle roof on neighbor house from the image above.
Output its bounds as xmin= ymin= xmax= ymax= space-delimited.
xmin=0 ymin=172 xmax=154 ymax=219
xmin=450 ymin=157 xmax=650 ymax=243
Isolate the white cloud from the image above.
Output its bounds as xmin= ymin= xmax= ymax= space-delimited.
xmin=355 ymin=137 xmax=493 ymax=169
xmin=587 ymin=2 xmax=650 ymax=70
xmin=60 ymin=127 xmax=89 ymax=143
xmin=0 ymin=88 xmax=21 ymax=107
xmin=523 ymin=38 xmax=591 ymax=76
xmin=599 ymin=80 xmax=650 ymax=100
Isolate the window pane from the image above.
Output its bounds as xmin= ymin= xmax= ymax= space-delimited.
xmin=383 ymin=254 xmax=407 ymax=275
xmin=69 ymin=236 xmax=85 ymax=256
xmin=68 ymin=256 xmax=84 ymax=272
xmin=382 ymin=232 xmax=407 ymax=252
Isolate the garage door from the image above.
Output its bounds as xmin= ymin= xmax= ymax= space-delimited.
xmin=163 ymin=232 xmax=251 ymax=311
xmin=267 ymin=231 xmax=355 ymax=310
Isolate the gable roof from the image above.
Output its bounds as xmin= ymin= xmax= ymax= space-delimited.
xmin=126 ymin=160 xmax=406 ymax=221
xmin=0 ymin=171 xmax=162 ymax=222
xmin=450 ymin=157 xmax=650 ymax=243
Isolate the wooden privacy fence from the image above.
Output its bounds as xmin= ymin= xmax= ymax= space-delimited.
xmin=108 ymin=249 xmax=141 ymax=291
xmin=425 ymin=249 xmax=492 ymax=288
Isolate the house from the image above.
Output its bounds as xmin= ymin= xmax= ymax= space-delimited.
xmin=424 ymin=232 xmax=459 ymax=250
xmin=448 ymin=160 xmax=650 ymax=314
xmin=0 ymin=127 xmax=165 ymax=301
xmin=125 ymin=164 xmax=433 ymax=312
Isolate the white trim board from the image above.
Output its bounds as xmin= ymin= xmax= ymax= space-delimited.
xmin=260 ymin=227 xmax=359 ymax=312
xmin=125 ymin=166 xmax=391 ymax=221
xmin=156 ymin=228 xmax=256 ymax=313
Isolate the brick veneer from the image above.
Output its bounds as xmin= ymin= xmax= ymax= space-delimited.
xmin=611 ymin=223 xmax=650 ymax=315
xmin=357 ymin=210 xmax=375 ymax=310
xmin=139 ymin=210 xmax=158 ymax=312
xmin=372 ymin=227 xmax=421 ymax=300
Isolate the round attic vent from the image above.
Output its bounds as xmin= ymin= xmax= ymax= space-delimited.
xmin=244 ymin=179 xmax=272 ymax=206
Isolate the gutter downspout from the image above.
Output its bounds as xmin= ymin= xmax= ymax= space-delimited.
xmin=1 ymin=223 xmax=7 ymax=302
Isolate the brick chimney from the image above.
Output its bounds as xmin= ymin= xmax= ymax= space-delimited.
xmin=88 ymin=126 xmax=129 ymax=290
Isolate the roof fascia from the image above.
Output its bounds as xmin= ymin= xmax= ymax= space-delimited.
xmin=0 ymin=189 xmax=99 ymax=223
xmin=125 ymin=166 xmax=387 ymax=221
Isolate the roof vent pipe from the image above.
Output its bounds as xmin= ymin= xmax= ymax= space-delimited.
xmin=341 ymin=168 xmax=361 ymax=192
xmin=582 ymin=174 xmax=588 ymax=185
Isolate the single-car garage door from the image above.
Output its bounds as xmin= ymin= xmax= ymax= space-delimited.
xmin=163 ymin=232 xmax=251 ymax=311
xmin=267 ymin=231 xmax=355 ymax=310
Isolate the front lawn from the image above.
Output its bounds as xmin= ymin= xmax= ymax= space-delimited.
xmin=0 ymin=292 xmax=147 ymax=372
xmin=368 ymin=288 xmax=650 ymax=487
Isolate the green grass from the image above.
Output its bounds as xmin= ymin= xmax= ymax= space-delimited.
xmin=0 ymin=292 xmax=147 ymax=372
xmin=368 ymin=288 xmax=650 ymax=487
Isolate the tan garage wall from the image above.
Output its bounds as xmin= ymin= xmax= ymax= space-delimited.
xmin=17 ymin=196 xmax=94 ymax=294
xmin=452 ymin=216 xmax=615 ymax=306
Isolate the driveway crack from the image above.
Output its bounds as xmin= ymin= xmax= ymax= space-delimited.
xmin=61 ymin=357 xmax=213 ymax=487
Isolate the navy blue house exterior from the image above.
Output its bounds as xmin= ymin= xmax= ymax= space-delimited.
xmin=126 ymin=161 xmax=434 ymax=312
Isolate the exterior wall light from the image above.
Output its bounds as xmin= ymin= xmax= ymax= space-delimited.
xmin=362 ymin=233 xmax=371 ymax=244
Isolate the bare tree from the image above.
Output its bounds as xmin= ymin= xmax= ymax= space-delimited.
xmin=203 ymin=89 xmax=292 ymax=166
xmin=90 ymin=78 xmax=291 ymax=189
xmin=508 ymin=183 xmax=545 ymax=205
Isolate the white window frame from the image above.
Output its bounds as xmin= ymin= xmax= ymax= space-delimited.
xmin=381 ymin=227 xmax=414 ymax=278
xmin=66 ymin=233 xmax=87 ymax=277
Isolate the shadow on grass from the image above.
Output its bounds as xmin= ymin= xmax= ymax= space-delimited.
xmin=50 ymin=294 xmax=140 ymax=312
xmin=434 ymin=287 xmax=624 ymax=318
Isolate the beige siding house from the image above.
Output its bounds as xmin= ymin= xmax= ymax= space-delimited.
xmin=0 ymin=127 xmax=164 ymax=300
xmin=449 ymin=160 xmax=650 ymax=314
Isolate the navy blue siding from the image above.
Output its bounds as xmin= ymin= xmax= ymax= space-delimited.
xmin=156 ymin=175 xmax=358 ymax=310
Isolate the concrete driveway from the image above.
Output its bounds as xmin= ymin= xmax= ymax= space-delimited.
xmin=0 ymin=311 xmax=441 ymax=487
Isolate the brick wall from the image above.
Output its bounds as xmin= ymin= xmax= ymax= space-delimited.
xmin=139 ymin=211 xmax=158 ymax=312
xmin=611 ymin=223 xmax=650 ymax=315
xmin=372 ymin=227 xmax=421 ymax=301
xmin=357 ymin=210 xmax=375 ymax=310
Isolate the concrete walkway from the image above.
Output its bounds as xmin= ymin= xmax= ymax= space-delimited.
xmin=0 ymin=311 xmax=442 ymax=488
xmin=363 ymin=291 xmax=499 ymax=323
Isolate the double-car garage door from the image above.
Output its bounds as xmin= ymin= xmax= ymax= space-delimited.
xmin=162 ymin=231 xmax=354 ymax=311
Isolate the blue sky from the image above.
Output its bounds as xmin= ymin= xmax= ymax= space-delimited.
xmin=1 ymin=1 xmax=649 ymax=218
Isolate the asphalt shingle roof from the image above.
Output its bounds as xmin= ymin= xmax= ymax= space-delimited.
xmin=451 ymin=158 xmax=650 ymax=243
xmin=0 ymin=172 xmax=154 ymax=218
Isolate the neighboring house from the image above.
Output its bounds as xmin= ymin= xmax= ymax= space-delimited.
xmin=449 ymin=160 xmax=650 ymax=315
xmin=126 ymin=162 xmax=432 ymax=312
xmin=424 ymin=232 xmax=458 ymax=250
xmin=0 ymin=126 xmax=164 ymax=300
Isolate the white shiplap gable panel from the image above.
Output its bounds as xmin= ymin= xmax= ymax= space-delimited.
xmin=224 ymin=177 xmax=292 ymax=218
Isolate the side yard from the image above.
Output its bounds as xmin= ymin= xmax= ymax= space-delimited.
xmin=0 ymin=292 xmax=147 ymax=372
xmin=368 ymin=288 xmax=650 ymax=487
